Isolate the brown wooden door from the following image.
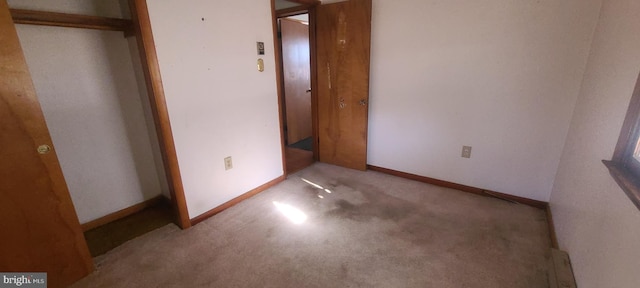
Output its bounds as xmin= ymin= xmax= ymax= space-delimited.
xmin=281 ymin=18 xmax=312 ymax=145
xmin=0 ymin=2 xmax=93 ymax=287
xmin=316 ymin=0 xmax=372 ymax=171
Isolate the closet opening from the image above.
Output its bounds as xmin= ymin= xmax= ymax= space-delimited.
xmin=9 ymin=0 xmax=187 ymax=257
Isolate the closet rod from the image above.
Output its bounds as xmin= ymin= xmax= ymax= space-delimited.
xmin=10 ymin=9 xmax=133 ymax=34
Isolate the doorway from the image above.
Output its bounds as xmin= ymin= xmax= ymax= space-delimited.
xmin=277 ymin=9 xmax=316 ymax=174
xmin=273 ymin=0 xmax=372 ymax=174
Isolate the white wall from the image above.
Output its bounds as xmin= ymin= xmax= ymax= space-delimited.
xmin=146 ymin=0 xmax=283 ymax=218
xmin=10 ymin=0 xmax=167 ymax=223
xmin=124 ymin=37 xmax=172 ymax=200
xmin=367 ymin=0 xmax=602 ymax=201
xmin=550 ymin=0 xmax=640 ymax=286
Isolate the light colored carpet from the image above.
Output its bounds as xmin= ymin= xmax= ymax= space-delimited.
xmin=72 ymin=163 xmax=551 ymax=287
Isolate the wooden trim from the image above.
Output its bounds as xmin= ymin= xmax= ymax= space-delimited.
xmin=191 ymin=175 xmax=286 ymax=226
xmin=129 ymin=0 xmax=191 ymax=229
xmin=272 ymin=0 xmax=289 ymax=176
xmin=81 ymin=196 xmax=167 ymax=231
xmin=10 ymin=9 xmax=133 ymax=33
xmin=367 ymin=165 xmax=548 ymax=210
xmin=274 ymin=2 xmax=320 ymax=173
xmin=546 ymin=204 xmax=559 ymax=249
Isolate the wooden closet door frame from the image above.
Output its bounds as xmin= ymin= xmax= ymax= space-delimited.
xmin=272 ymin=0 xmax=321 ymax=176
xmin=0 ymin=0 xmax=193 ymax=285
xmin=8 ymin=0 xmax=192 ymax=231
xmin=129 ymin=0 xmax=191 ymax=229
xmin=10 ymin=0 xmax=194 ymax=230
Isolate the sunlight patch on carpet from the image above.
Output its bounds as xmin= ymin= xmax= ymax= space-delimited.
xmin=273 ymin=201 xmax=308 ymax=224
xmin=301 ymin=178 xmax=333 ymax=194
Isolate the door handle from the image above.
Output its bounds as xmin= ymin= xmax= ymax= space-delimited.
xmin=306 ymin=89 xmax=311 ymax=93
xmin=37 ymin=144 xmax=51 ymax=154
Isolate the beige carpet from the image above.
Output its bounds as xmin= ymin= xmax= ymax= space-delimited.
xmin=72 ymin=163 xmax=551 ymax=288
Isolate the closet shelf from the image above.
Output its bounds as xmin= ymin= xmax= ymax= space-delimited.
xmin=11 ymin=9 xmax=133 ymax=34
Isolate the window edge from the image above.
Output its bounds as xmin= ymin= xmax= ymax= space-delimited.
xmin=602 ymin=160 xmax=640 ymax=211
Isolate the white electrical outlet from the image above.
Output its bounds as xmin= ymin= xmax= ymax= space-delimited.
xmin=462 ymin=146 xmax=472 ymax=158
xmin=224 ymin=156 xmax=233 ymax=170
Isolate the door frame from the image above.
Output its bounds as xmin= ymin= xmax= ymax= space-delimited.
xmin=5 ymin=1 xmax=191 ymax=229
xmin=272 ymin=0 xmax=320 ymax=176
xmin=129 ymin=0 xmax=191 ymax=229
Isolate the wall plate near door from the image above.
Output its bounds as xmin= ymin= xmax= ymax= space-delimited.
xmin=224 ymin=156 xmax=233 ymax=170
xmin=462 ymin=146 xmax=472 ymax=158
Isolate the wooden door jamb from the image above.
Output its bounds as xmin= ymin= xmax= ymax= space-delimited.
xmin=129 ymin=0 xmax=191 ymax=229
xmin=272 ymin=0 xmax=320 ymax=178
